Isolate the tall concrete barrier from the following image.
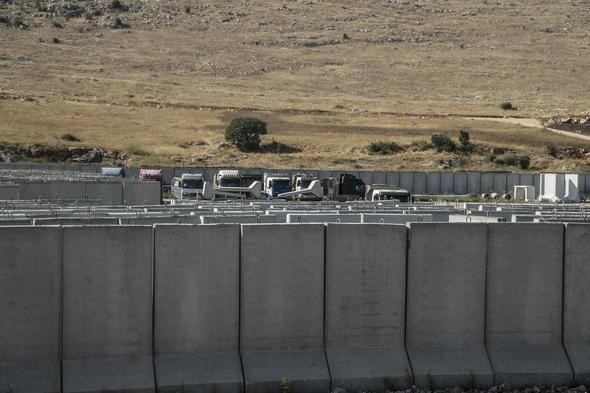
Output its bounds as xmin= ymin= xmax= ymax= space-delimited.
xmin=154 ymin=225 xmax=242 ymax=392
xmin=426 ymin=172 xmax=441 ymax=195
xmin=0 ymin=183 xmax=19 ymax=199
xmin=84 ymin=182 xmax=123 ymax=205
xmin=453 ymin=172 xmax=468 ymax=195
xmin=413 ymin=172 xmax=427 ymax=194
xmin=387 ymin=172 xmax=401 ymax=186
xmin=240 ymin=224 xmax=330 ymax=393
xmin=563 ymin=224 xmax=590 ymax=384
xmin=123 ymin=181 xmax=161 ymax=205
xmin=19 ymin=181 xmax=52 ymax=199
xmin=468 ymin=172 xmax=481 ymax=195
xmin=441 ymin=173 xmax=454 ymax=195
xmin=486 ymin=224 xmax=572 ymax=386
xmin=406 ymin=223 xmax=493 ymax=388
xmin=50 ymin=180 xmax=86 ymax=200
xmin=325 ymin=224 xmax=411 ymax=392
xmin=62 ymin=226 xmax=154 ymax=393
xmin=481 ymin=173 xmax=493 ymax=193
xmin=0 ymin=227 xmax=61 ymax=393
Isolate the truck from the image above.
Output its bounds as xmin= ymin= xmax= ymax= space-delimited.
xmin=278 ymin=173 xmax=323 ymax=200
xmin=263 ymin=172 xmax=292 ymax=198
xmin=213 ymin=169 xmax=263 ymax=199
xmin=171 ymin=173 xmax=212 ymax=200
xmin=365 ymin=184 xmax=412 ymax=202
xmin=101 ymin=167 xmax=125 ymax=177
xmin=322 ymin=173 xmax=366 ymax=201
xmin=139 ymin=168 xmax=164 ymax=203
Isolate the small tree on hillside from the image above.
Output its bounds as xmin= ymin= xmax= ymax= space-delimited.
xmin=459 ymin=130 xmax=473 ymax=152
xmin=225 ymin=117 xmax=268 ymax=151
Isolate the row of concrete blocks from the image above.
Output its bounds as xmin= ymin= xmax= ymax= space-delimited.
xmin=0 ymin=180 xmax=161 ymax=204
xmin=6 ymin=162 xmax=590 ymax=196
xmin=2 ymin=223 xmax=590 ymax=393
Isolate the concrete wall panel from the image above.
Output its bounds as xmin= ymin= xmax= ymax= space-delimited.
xmin=426 ymin=172 xmax=441 ymax=195
xmin=359 ymin=171 xmax=373 ymax=185
xmin=486 ymin=224 xmax=572 ymax=386
xmin=387 ymin=172 xmax=401 ymax=186
xmin=0 ymin=184 xmax=19 ymax=199
xmin=154 ymin=225 xmax=242 ymax=392
xmin=467 ymin=172 xmax=482 ymax=195
xmin=0 ymin=227 xmax=61 ymax=393
xmin=325 ymin=224 xmax=411 ymax=391
xmin=84 ymin=182 xmax=123 ymax=205
xmin=492 ymin=173 xmax=508 ymax=194
xmin=441 ymin=173 xmax=454 ymax=195
xmin=123 ymin=181 xmax=161 ymax=205
xmin=406 ymin=223 xmax=492 ymax=388
xmin=563 ymin=224 xmax=590 ymax=384
xmin=481 ymin=173 xmax=494 ymax=193
xmin=453 ymin=172 xmax=468 ymax=195
xmin=413 ymin=172 xmax=427 ymax=194
xmin=240 ymin=224 xmax=329 ymax=393
xmin=373 ymin=171 xmax=386 ymax=184
xmin=19 ymin=181 xmax=52 ymax=199
xmin=506 ymin=174 xmax=520 ymax=195
xmin=62 ymin=226 xmax=154 ymax=393
xmin=50 ymin=180 xmax=86 ymax=200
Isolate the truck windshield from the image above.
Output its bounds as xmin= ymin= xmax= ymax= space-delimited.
xmin=300 ymin=179 xmax=312 ymax=188
xmin=220 ymin=177 xmax=241 ymax=187
xmin=182 ymin=179 xmax=203 ymax=189
xmin=273 ymin=179 xmax=291 ymax=188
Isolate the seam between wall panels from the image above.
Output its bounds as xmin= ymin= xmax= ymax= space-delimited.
xmin=59 ymin=226 xmax=64 ymax=393
xmin=322 ymin=224 xmax=333 ymax=392
xmin=238 ymin=224 xmax=246 ymax=391
xmin=561 ymin=224 xmax=575 ymax=382
xmin=482 ymin=223 xmax=495 ymax=386
xmin=403 ymin=224 xmax=415 ymax=387
xmin=151 ymin=225 xmax=158 ymax=389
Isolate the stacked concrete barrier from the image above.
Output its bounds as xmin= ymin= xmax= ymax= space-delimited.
xmin=486 ymin=224 xmax=572 ymax=386
xmin=154 ymin=224 xmax=242 ymax=392
xmin=564 ymin=224 xmax=590 ymax=385
xmin=84 ymin=181 xmax=123 ymax=205
xmin=325 ymin=224 xmax=411 ymax=392
xmin=62 ymin=226 xmax=154 ymax=393
xmin=240 ymin=224 xmax=330 ymax=393
xmin=406 ymin=223 xmax=493 ymax=388
xmin=0 ymin=227 xmax=61 ymax=393
xmin=123 ymin=181 xmax=161 ymax=205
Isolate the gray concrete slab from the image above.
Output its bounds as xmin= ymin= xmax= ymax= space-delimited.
xmin=123 ymin=181 xmax=161 ymax=205
xmin=486 ymin=223 xmax=572 ymax=386
xmin=467 ymin=172 xmax=481 ymax=195
xmin=387 ymin=172 xmax=401 ymax=186
xmin=0 ymin=183 xmax=19 ymax=199
xmin=361 ymin=214 xmax=432 ymax=224
xmin=19 ymin=181 xmax=52 ymax=199
xmin=453 ymin=172 xmax=468 ymax=195
xmin=492 ymin=173 xmax=508 ymax=194
xmin=0 ymin=227 xmax=61 ymax=393
xmin=406 ymin=223 xmax=493 ymax=389
xmin=50 ymin=180 xmax=85 ymax=200
xmin=373 ymin=171 xmax=387 ymax=184
xmin=84 ymin=182 xmax=123 ymax=205
xmin=519 ymin=173 xmax=534 ymax=187
xmin=325 ymin=224 xmax=411 ymax=392
xmin=359 ymin=171 xmax=373 ymax=185
xmin=154 ymin=225 xmax=242 ymax=393
xmin=399 ymin=172 xmax=412 ymax=191
xmin=286 ymin=213 xmax=361 ymax=223
xmin=440 ymin=173 xmax=454 ymax=195
xmin=62 ymin=226 xmax=155 ymax=393
xmin=481 ymin=173 xmax=493 ymax=193
xmin=240 ymin=224 xmax=329 ymax=393
xmin=564 ymin=224 xmax=590 ymax=385
xmin=413 ymin=172 xmax=427 ymax=194
xmin=506 ymin=174 xmax=520 ymax=195
xmin=427 ymin=172 xmax=441 ymax=195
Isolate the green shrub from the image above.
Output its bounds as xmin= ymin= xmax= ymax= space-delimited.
xmin=280 ymin=378 xmax=292 ymax=393
xmin=458 ymin=130 xmax=473 ymax=152
xmin=367 ymin=141 xmax=402 ymax=155
xmin=500 ymin=102 xmax=516 ymax=110
xmin=431 ymin=134 xmax=456 ymax=152
xmin=545 ymin=143 xmax=558 ymax=157
xmin=495 ymin=154 xmax=530 ymax=169
xmin=110 ymin=0 xmax=126 ymax=9
xmin=61 ymin=133 xmax=80 ymax=142
xmin=225 ymin=117 xmax=268 ymax=151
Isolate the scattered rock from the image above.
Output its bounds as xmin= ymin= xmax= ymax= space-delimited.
xmin=217 ymin=142 xmax=232 ymax=149
xmin=491 ymin=147 xmax=505 ymax=155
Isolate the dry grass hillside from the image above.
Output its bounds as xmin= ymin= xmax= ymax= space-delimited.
xmin=0 ymin=0 xmax=589 ymax=171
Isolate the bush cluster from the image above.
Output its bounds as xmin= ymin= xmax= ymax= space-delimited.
xmin=225 ymin=117 xmax=268 ymax=151
xmin=367 ymin=141 xmax=402 ymax=155
xmin=431 ymin=134 xmax=456 ymax=152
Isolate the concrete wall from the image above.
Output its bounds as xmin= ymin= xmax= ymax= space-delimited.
xmin=325 ymin=224 xmax=411 ymax=391
xmin=62 ymin=226 xmax=154 ymax=393
xmin=486 ymin=224 xmax=572 ymax=386
xmin=406 ymin=223 xmax=493 ymax=388
xmin=564 ymin=224 xmax=590 ymax=385
xmin=0 ymin=183 xmax=19 ymax=199
xmin=154 ymin=225 xmax=242 ymax=392
xmin=123 ymin=181 xmax=161 ymax=205
xmin=0 ymin=227 xmax=61 ymax=393
xmin=240 ymin=224 xmax=330 ymax=393
xmin=3 ymin=222 xmax=590 ymax=391
xmin=84 ymin=181 xmax=123 ymax=205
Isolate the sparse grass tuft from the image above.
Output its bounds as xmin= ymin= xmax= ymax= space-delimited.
xmin=126 ymin=144 xmax=149 ymax=156
xmin=500 ymin=102 xmax=516 ymax=110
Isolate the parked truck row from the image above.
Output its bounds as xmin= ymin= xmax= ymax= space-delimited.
xmin=131 ymin=169 xmax=412 ymax=202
